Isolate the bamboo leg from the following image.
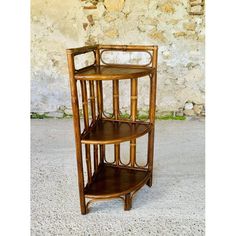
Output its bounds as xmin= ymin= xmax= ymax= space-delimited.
xmin=124 ymin=193 xmax=132 ymax=210
xmin=146 ymin=129 xmax=154 ymax=187
xmin=146 ymin=74 xmax=156 ymax=186
xmin=67 ymin=52 xmax=86 ymax=214
xmin=147 ymin=46 xmax=158 ymax=186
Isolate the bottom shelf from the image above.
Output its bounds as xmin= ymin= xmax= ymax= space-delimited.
xmin=84 ymin=164 xmax=150 ymax=198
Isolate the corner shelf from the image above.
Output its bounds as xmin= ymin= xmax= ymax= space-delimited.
xmin=74 ymin=65 xmax=155 ymax=80
xmin=81 ymin=119 xmax=151 ymax=145
xmin=84 ymin=164 xmax=150 ymax=198
xmin=66 ymin=44 xmax=158 ymax=214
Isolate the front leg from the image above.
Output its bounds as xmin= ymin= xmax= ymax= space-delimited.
xmin=124 ymin=193 xmax=132 ymax=211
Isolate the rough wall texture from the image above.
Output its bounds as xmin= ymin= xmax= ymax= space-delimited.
xmin=31 ymin=0 xmax=205 ymax=117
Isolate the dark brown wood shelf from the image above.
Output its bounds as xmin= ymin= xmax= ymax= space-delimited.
xmin=81 ymin=119 xmax=151 ymax=144
xmin=75 ymin=65 xmax=155 ymax=80
xmin=66 ymin=44 xmax=158 ymax=214
xmin=84 ymin=164 xmax=150 ymax=198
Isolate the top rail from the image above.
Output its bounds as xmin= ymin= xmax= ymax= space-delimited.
xmin=98 ymin=45 xmax=158 ymax=51
xmin=66 ymin=45 xmax=98 ymax=56
xmin=66 ymin=45 xmax=158 ymax=56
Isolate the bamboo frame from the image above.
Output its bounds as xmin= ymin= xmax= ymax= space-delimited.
xmin=66 ymin=44 xmax=158 ymax=214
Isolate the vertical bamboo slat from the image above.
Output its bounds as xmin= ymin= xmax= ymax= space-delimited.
xmin=130 ymin=78 xmax=138 ymax=167
xmin=100 ymin=144 xmax=105 ymax=164
xmin=113 ymin=80 xmax=120 ymax=165
xmin=89 ymin=80 xmax=98 ymax=173
xmin=95 ymin=46 xmax=102 ymax=119
xmin=93 ymin=144 xmax=99 ymax=171
xmin=113 ymin=80 xmax=119 ymax=119
xmin=93 ymin=48 xmax=100 ymax=170
xmin=96 ymin=81 xmax=103 ymax=119
xmin=85 ymin=144 xmax=92 ymax=183
xmin=80 ymin=81 xmax=89 ymax=129
xmin=96 ymin=79 xmax=105 ymax=165
xmin=80 ymin=80 xmax=92 ymax=184
xmin=89 ymin=80 xmax=96 ymax=121
xmin=95 ymin=46 xmax=100 ymax=66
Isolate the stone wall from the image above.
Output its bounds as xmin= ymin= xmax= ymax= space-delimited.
xmin=31 ymin=0 xmax=205 ymax=118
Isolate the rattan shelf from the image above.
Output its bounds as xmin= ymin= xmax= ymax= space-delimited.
xmin=75 ymin=65 xmax=155 ymax=80
xmin=66 ymin=44 xmax=158 ymax=214
xmin=81 ymin=119 xmax=151 ymax=145
xmin=84 ymin=164 xmax=150 ymax=198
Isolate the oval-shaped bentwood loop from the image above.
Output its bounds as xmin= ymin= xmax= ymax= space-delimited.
xmin=74 ymin=65 xmax=155 ymax=81
xmin=81 ymin=119 xmax=151 ymax=145
xmin=100 ymin=50 xmax=153 ymax=67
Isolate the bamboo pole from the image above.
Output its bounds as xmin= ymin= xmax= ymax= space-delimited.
xmin=66 ymin=51 xmax=86 ymax=214
xmin=80 ymin=80 xmax=92 ymax=184
xmin=113 ymin=80 xmax=120 ymax=165
xmin=130 ymin=78 xmax=138 ymax=167
xmin=147 ymin=46 xmax=158 ymax=187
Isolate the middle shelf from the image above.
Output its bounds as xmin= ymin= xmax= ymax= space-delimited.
xmin=81 ymin=119 xmax=151 ymax=145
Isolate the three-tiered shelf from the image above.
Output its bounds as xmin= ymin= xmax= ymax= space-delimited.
xmin=66 ymin=44 xmax=158 ymax=214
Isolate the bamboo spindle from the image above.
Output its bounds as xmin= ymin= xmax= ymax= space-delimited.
xmin=89 ymin=80 xmax=96 ymax=121
xmin=89 ymin=80 xmax=98 ymax=172
xmin=95 ymin=47 xmax=102 ymax=119
xmin=130 ymin=78 xmax=138 ymax=167
xmin=100 ymin=144 xmax=105 ymax=164
xmin=93 ymin=49 xmax=100 ymax=171
xmin=96 ymin=80 xmax=105 ymax=163
xmin=93 ymin=144 xmax=99 ymax=171
xmin=96 ymin=80 xmax=103 ymax=119
xmin=113 ymin=80 xmax=120 ymax=165
xmin=80 ymin=80 xmax=92 ymax=184
xmin=95 ymin=47 xmax=100 ymax=66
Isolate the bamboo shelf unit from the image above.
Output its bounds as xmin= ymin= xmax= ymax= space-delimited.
xmin=66 ymin=44 xmax=158 ymax=214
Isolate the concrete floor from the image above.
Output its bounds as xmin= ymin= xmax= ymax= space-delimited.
xmin=31 ymin=118 xmax=205 ymax=236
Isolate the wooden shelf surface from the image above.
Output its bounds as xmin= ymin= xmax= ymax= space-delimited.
xmin=81 ymin=119 xmax=151 ymax=144
xmin=74 ymin=65 xmax=154 ymax=80
xmin=84 ymin=164 xmax=150 ymax=198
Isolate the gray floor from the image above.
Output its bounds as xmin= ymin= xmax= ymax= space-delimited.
xmin=31 ymin=118 xmax=205 ymax=236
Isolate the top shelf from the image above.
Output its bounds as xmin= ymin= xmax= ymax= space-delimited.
xmin=74 ymin=65 xmax=154 ymax=80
